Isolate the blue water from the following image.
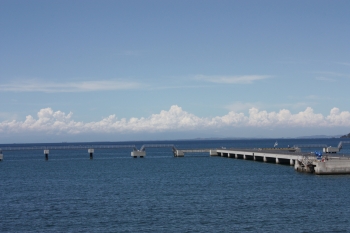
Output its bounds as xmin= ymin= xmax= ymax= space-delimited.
xmin=1 ymin=139 xmax=350 ymax=232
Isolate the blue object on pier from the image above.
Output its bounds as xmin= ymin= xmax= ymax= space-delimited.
xmin=315 ymin=151 xmax=322 ymax=159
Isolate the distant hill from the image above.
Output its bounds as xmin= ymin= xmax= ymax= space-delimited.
xmin=296 ymin=135 xmax=342 ymax=139
xmin=192 ymin=135 xmax=343 ymax=140
xmin=340 ymin=133 xmax=350 ymax=138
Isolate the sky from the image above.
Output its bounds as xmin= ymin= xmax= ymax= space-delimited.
xmin=1 ymin=0 xmax=350 ymax=143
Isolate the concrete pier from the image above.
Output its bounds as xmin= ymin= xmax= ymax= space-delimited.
xmin=1 ymin=143 xmax=350 ymax=175
xmin=215 ymin=148 xmax=350 ymax=175
xmin=290 ymin=159 xmax=294 ymax=166
xmin=215 ymin=149 xmax=299 ymax=165
xmin=174 ymin=149 xmax=211 ymax=157
xmin=313 ymin=159 xmax=350 ymax=174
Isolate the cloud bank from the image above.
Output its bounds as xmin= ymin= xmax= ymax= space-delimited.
xmin=0 ymin=80 xmax=142 ymax=93
xmin=0 ymin=106 xmax=350 ymax=135
xmin=0 ymin=74 xmax=271 ymax=93
xmin=195 ymin=75 xmax=271 ymax=84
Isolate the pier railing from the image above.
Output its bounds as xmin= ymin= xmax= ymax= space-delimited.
xmin=139 ymin=144 xmax=177 ymax=151
xmin=0 ymin=145 xmax=138 ymax=151
xmin=338 ymin=141 xmax=350 ymax=149
xmin=293 ymin=144 xmax=328 ymax=148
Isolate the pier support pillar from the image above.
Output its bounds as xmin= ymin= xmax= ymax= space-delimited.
xmin=235 ymin=154 xmax=238 ymax=159
xmin=209 ymin=150 xmax=218 ymax=156
xmin=276 ymin=158 xmax=280 ymax=164
xmin=253 ymin=156 xmax=256 ymax=161
xmin=228 ymin=153 xmax=232 ymax=158
xmin=243 ymin=154 xmax=247 ymax=160
xmin=294 ymin=160 xmax=301 ymax=171
xmin=290 ymin=159 xmax=294 ymax=166
xmin=0 ymin=149 xmax=3 ymax=161
xmin=263 ymin=156 xmax=267 ymax=162
xmin=44 ymin=150 xmax=49 ymax=161
xmin=88 ymin=149 xmax=94 ymax=160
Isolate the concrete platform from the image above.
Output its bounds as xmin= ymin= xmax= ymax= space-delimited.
xmin=131 ymin=151 xmax=146 ymax=158
xmin=216 ymin=148 xmax=350 ymax=175
xmin=314 ymin=159 xmax=350 ymax=174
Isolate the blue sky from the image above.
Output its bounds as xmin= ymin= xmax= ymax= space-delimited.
xmin=1 ymin=0 xmax=350 ymax=142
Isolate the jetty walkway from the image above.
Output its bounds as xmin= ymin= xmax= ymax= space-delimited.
xmin=1 ymin=142 xmax=350 ymax=175
xmin=214 ymin=148 xmax=350 ymax=175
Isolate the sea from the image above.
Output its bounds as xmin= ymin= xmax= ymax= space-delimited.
xmin=1 ymin=138 xmax=350 ymax=233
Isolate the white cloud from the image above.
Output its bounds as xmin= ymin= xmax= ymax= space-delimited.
xmin=311 ymin=71 xmax=346 ymax=77
xmin=0 ymin=80 xmax=143 ymax=93
xmin=226 ymin=101 xmax=312 ymax=113
xmin=195 ymin=75 xmax=271 ymax=84
xmin=315 ymin=77 xmax=336 ymax=82
xmin=0 ymin=75 xmax=272 ymax=93
xmin=326 ymin=108 xmax=350 ymax=126
xmin=1 ymin=105 xmax=350 ymax=135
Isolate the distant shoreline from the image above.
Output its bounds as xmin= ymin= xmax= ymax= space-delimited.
xmin=340 ymin=133 xmax=350 ymax=138
xmin=1 ymin=136 xmax=349 ymax=146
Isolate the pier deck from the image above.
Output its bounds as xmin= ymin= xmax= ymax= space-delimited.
xmin=1 ymin=144 xmax=350 ymax=174
xmin=214 ymin=148 xmax=350 ymax=175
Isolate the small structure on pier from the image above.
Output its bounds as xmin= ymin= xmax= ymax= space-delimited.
xmin=131 ymin=150 xmax=145 ymax=158
xmin=131 ymin=144 xmax=176 ymax=158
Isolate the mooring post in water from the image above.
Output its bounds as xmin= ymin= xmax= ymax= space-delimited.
xmin=88 ymin=149 xmax=94 ymax=159
xmin=0 ymin=149 xmax=3 ymax=161
xmin=44 ymin=150 xmax=49 ymax=161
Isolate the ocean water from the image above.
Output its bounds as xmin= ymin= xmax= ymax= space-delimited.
xmin=1 ymin=138 xmax=350 ymax=232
